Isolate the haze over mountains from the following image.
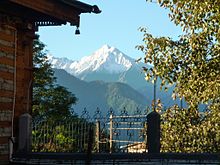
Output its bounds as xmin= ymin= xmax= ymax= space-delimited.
xmin=54 ymin=69 xmax=148 ymax=114
xmin=48 ymin=44 xmax=147 ymax=87
xmin=48 ymin=45 xmax=182 ymax=113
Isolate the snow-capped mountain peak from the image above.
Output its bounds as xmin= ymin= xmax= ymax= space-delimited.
xmin=74 ymin=44 xmax=134 ymax=74
xmin=47 ymin=54 xmax=75 ymax=72
xmin=48 ymin=45 xmax=137 ymax=76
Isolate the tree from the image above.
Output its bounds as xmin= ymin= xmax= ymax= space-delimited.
xmin=161 ymin=106 xmax=220 ymax=153
xmin=32 ymin=37 xmax=80 ymax=152
xmin=32 ymin=36 xmax=77 ymax=122
xmin=137 ymin=0 xmax=220 ymax=152
xmin=137 ymin=0 xmax=220 ymax=107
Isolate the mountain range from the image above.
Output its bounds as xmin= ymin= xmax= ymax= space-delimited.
xmin=47 ymin=45 xmax=149 ymax=88
xmin=49 ymin=44 xmax=183 ymax=114
xmin=54 ymin=69 xmax=148 ymax=114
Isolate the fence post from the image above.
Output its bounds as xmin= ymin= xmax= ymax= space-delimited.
xmin=86 ymin=125 xmax=93 ymax=165
xmin=109 ymin=114 xmax=113 ymax=153
xmin=18 ymin=113 xmax=32 ymax=153
xmin=95 ymin=120 xmax=100 ymax=152
xmin=147 ymin=111 xmax=160 ymax=153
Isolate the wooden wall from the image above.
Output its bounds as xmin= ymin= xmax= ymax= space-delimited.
xmin=0 ymin=14 xmax=34 ymax=163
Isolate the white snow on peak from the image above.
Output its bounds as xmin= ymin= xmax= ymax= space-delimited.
xmin=46 ymin=54 xmax=75 ymax=72
xmin=48 ymin=45 xmax=136 ymax=75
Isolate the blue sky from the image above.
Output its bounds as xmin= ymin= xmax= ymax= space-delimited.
xmin=37 ymin=0 xmax=182 ymax=60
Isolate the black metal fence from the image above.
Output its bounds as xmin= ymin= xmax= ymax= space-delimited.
xmin=32 ymin=107 xmax=149 ymax=153
xmin=13 ymin=107 xmax=220 ymax=164
xmin=32 ymin=107 xmax=220 ymax=154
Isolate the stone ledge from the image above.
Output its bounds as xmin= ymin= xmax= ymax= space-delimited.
xmin=0 ymin=110 xmax=12 ymax=122
xmin=0 ymin=143 xmax=9 ymax=155
xmin=0 ymin=39 xmax=14 ymax=47
xmin=0 ymin=64 xmax=14 ymax=73
xmin=0 ymin=97 xmax=13 ymax=103
xmin=0 ymin=78 xmax=13 ymax=91
xmin=0 ymin=127 xmax=11 ymax=137
xmin=0 ymin=51 xmax=14 ymax=60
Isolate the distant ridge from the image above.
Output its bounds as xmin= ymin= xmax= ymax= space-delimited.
xmin=49 ymin=45 xmax=184 ymax=108
xmin=53 ymin=68 xmax=149 ymax=114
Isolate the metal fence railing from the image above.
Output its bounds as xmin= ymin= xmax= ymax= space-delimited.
xmin=32 ymin=121 xmax=94 ymax=152
xmin=108 ymin=114 xmax=147 ymax=153
xmin=32 ymin=107 xmax=219 ymax=154
xmin=32 ymin=107 xmax=148 ymax=153
xmin=13 ymin=107 xmax=220 ymax=164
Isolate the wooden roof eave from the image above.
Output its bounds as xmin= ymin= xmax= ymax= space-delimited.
xmin=7 ymin=0 xmax=87 ymax=26
xmin=57 ymin=0 xmax=101 ymax=14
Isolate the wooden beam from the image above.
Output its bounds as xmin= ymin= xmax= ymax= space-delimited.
xmin=8 ymin=0 xmax=80 ymax=25
xmin=0 ymin=32 xmax=14 ymax=42
xmin=0 ymin=71 xmax=13 ymax=81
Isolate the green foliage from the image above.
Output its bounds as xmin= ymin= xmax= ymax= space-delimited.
xmin=32 ymin=119 xmax=94 ymax=152
xmin=138 ymin=0 xmax=220 ymax=107
xmin=35 ymin=120 xmax=95 ymax=152
xmin=138 ymin=0 xmax=220 ymax=153
xmin=32 ymin=37 xmax=99 ymax=153
xmin=32 ymin=37 xmax=77 ymax=122
xmin=161 ymin=105 xmax=220 ymax=153
xmin=32 ymin=123 xmax=77 ymax=152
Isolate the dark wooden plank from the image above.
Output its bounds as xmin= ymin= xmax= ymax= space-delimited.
xmin=0 ymin=26 xmax=15 ymax=36
xmin=0 ymin=31 xmax=14 ymax=42
xmin=0 ymin=153 xmax=9 ymax=157
xmin=0 ymin=137 xmax=8 ymax=144
xmin=0 ymin=122 xmax=11 ymax=128
xmin=0 ymin=71 xmax=14 ymax=80
xmin=0 ymin=57 xmax=14 ymax=66
xmin=0 ymin=45 xmax=15 ymax=54
xmin=9 ymin=0 xmax=80 ymax=24
xmin=0 ymin=90 xmax=13 ymax=98
xmin=0 ymin=103 xmax=12 ymax=110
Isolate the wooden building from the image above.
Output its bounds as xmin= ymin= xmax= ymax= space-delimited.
xmin=0 ymin=0 xmax=100 ymax=164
